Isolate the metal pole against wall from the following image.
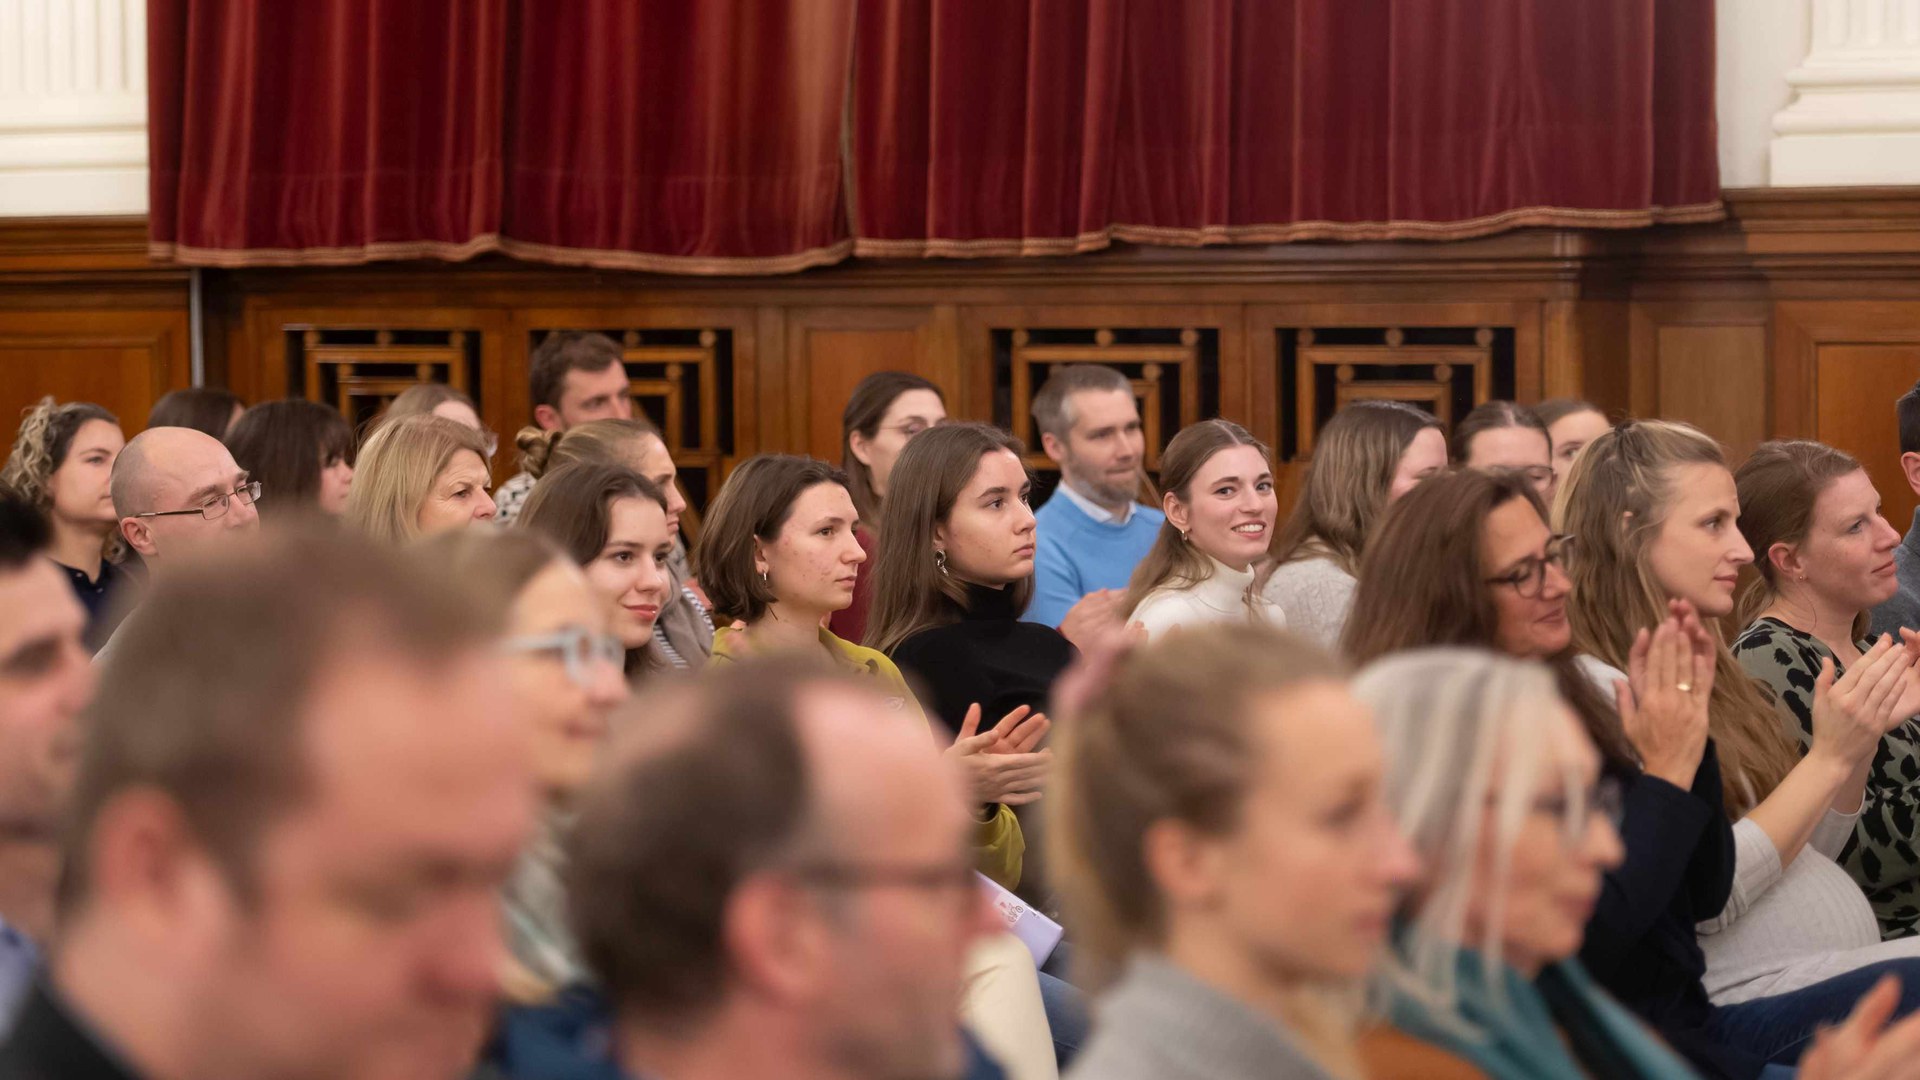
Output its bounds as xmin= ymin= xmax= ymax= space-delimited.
xmin=189 ymin=267 xmax=205 ymax=386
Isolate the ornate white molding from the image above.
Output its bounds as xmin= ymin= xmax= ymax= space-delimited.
xmin=0 ymin=0 xmax=148 ymax=216
xmin=1772 ymin=0 xmax=1920 ymax=185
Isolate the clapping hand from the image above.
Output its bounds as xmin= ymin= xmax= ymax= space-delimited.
xmin=1810 ymin=635 xmax=1912 ymax=768
xmin=1616 ymin=599 xmax=1713 ymax=788
xmin=1799 ymin=975 xmax=1920 ymax=1080
xmin=945 ymin=704 xmax=1052 ymax=806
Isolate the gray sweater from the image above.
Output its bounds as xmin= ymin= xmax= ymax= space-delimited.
xmin=1068 ymin=955 xmax=1337 ymax=1080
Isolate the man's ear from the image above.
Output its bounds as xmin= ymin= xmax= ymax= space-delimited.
xmin=722 ymin=875 xmax=828 ymax=1006
xmin=1040 ymin=432 xmax=1068 ymax=468
xmin=120 ymin=517 xmax=157 ymax=559
xmin=85 ymin=789 xmax=231 ymax=940
xmin=1901 ymin=451 xmax=1920 ymax=498
xmin=533 ymin=404 xmax=564 ymax=433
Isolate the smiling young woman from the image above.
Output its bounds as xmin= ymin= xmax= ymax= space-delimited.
xmin=1123 ymin=420 xmax=1284 ymax=641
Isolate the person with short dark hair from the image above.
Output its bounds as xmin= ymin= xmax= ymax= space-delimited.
xmin=147 ymin=387 xmax=244 ymax=441
xmin=0 ymin=528 xmax=536 ymax=1080
xmin=0 ymin=491 xmax=93 ymax=1022
xmin=495 ymin=331 xmax=635 ymax=525
xmin=1869 ymin=379 xmax=1920 ymax=638
xmin=1025 ymin=365 xmax=1162 ymax=630
xmin=1453 ymin=400 xmax=1554 ymax=500
xmin=0 ymin=397 xmax=129 ymax=648
xmin=224 ymin=399 xmax=355 ymax=518
xmin=567 ymin=661 xmax=1006 ymax=1080
xmin=1536 ymin=398 xmax=1613 ymax=488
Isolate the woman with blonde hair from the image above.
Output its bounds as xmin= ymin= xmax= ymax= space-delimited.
xmin=1054 ymin=623 xmax=1419 ymax=1080
xmin=1733 ymin=440 xmax=1920 ymax=943
xmin=1 ymin=397 xmax=127 ymax=647
xmin=1561 ymin=419 xmax=1920 ymax=1074
xmin=1355 ymin=649 xmax=1919 ymax=1080
xmin=344 ymin=414 xmax=496 ymax=544
xmin=517 ymin=416 xmax=711 ymax=668
xmin=1261 ymin=400 xmax=1446 ymax=649
xmin=1123 ymin=419 xmax=1283 ymax=639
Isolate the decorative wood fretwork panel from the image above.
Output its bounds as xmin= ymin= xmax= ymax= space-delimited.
xmin=1275 ymin=325 xmax=1515 ymax=461
xmin=527 ymin=326 xmax=737 ymax=512
xmin=289 ymin=327 xmax=482 ymax=434
xmin=993 ymin=326 xmax=1219 ymax=499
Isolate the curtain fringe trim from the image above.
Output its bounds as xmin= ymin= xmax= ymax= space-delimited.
xmin=149 ymin=201 xmax=1724 ymax=274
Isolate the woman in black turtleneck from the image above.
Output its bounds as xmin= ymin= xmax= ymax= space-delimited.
xmin=867 ymin=422 xmax=1076 ymax=736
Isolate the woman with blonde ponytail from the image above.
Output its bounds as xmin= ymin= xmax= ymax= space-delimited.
xmin=1053 ymin=623 xmax=1419 ymax=1080
xmin=0 ymin=397 xmax=128 ymax=648
xmin=1559 ymin=420 xmax=1920 ymax=1074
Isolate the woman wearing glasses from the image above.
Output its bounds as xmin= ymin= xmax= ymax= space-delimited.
xmin=412 ymin=527 xmax=628 ymax=1004
xmin=1345 ymin=469 xmax=1746 ymax=1064
xmin=518 ymin=462 xmax=674 ymax=680
xmin=346 ymin=414 xmax=496 ymax=543
xmin=1561 ymin=421 xmax=1920 ymax=1076
xmin=1734 ymin=441 xmax=1920 ymax=951
xmin=1452 ymin=400 xmax=1556 ymax=501
xmin=1352 ymin=649 xmax=1707 ymax=1079
xmin=834 ymin=371 xmax=948 ymax=645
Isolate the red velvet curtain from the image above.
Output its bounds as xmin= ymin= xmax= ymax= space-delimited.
xmin=852 ymin=0 xmax=1723 ymax=257
xmin=148 ymin=0 xmax=1721 ymax=272
xmin=147 ymin=0 xmax=506 ymax=264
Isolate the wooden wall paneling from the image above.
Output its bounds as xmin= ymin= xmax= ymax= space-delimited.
xmin=0 ymin=309 xmax=190 ymax=442
xmin=1543 ymin=298 xmax=1632 ymax=414
xmin=1776 ymin=300 xmax=1920 ymax=532
xmin=1628 ymin=301 xmax=1771 ymax=463
xmin=783 ymin=306 xmax=942 ymax=463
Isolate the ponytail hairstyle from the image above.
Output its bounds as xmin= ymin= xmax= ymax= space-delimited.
xmin=841 ymin=371 xmax=944 ymax=528
xmin=2 ymin=396 xmax=119 ymax=511
xmin=1733 ymin=440 xmax=1872 ymax=639
xmin=866 ymin=423 xmax=1032 ymax=654
xmin=1557 ymin=420 xmax=1799 ymax=816
xmin=1269 ymin=401 xmax=1443 ymax=575
xmin=1052 ymin=623 xmax=1364 ymax=1077
xmin=516 ymin=416 xmax=665 ymax=481
xmin=1124 ymin=419 xmax=1271 ymax=620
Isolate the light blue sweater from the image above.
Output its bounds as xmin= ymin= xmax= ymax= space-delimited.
xmin=1023 ymin=488 xmax=1163 ymax=627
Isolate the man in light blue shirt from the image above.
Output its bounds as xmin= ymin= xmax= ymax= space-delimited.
xmin=1023 ymin=365 xmax=1164 ymax=628
xmin=0 ymin=492 xmax=94 ymax=1027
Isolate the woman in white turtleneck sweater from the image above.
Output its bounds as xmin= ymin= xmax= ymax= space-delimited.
xmin=1123 ymin=420 xmax=1285 ymax=641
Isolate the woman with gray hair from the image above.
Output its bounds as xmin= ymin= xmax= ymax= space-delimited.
xmin=1353 ymin=649 xmax=1920 ymax=1080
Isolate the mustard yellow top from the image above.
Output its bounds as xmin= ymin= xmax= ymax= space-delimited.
xmin=710 ymin=625 xmax=1025 ymax=889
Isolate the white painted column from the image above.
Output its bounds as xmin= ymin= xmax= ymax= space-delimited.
xmin=0 ymin=0 xmax=148 ymax=216
xmin=1772 ymin=0 xmax=1920 ymax=185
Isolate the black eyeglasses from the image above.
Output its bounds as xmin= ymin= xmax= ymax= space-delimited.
xmin=135 ymin=480 xmax=263 ymax=522
xmin=1486 ymin=534 xmax=1574 ymax=599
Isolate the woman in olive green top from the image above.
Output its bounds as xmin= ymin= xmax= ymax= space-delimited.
xmin=697 ymin=453 xmax=1049 ymax=891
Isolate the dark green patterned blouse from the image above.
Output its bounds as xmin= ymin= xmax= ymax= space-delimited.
xmin=1732 ymin=616 xmax=1920 ymax=940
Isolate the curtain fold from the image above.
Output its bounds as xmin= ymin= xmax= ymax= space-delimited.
xmin=147 ymin=0 xmax=1722 ymax=273
xmin=147 ymin=0 xmax=505 ymax=264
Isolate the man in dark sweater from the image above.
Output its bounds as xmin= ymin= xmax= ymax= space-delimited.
xmin=1870 ymin=378 xmax=1920 ymax=639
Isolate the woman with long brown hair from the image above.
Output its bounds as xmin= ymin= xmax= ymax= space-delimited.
xmin=834 ymin=371 xmax=948 ymax=644
xmin=869 ymin=422 xmax=1074 ymax=737
xmin=1122 ymin=419 xmax=1283 ymax=639
xmin=1733 ymin=440 xmax=1920 ymax=944
xmin=1261 ymin=401 xmax=1446 ymax=650
xmin=516 ymin=416 xmax=712 ymax=668
xmin=225 ymin=399 xmax=355 ymax=518
xmin=1560 ymin=419 xmax=1920 ymax=1074
xmin=518 ymin=462 xmax=674 ymax=681
xmin=1346 ymin=467 xmax=1741 ymax=1071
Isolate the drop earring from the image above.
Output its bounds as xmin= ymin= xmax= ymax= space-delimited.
xmin=935 ymin=550 xmax=950 ymax=576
